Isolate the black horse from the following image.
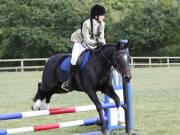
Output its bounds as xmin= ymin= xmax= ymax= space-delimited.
xmin=32 ymin=43 xmax=132 ymax=134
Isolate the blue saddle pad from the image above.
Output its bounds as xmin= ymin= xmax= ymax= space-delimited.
xmin=60 ymin=51 xmax=90 ymax=72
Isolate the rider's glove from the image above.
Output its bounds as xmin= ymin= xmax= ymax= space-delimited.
xmin=86 ymin=44 xmax=97 ymax=50
xmin=96 ymin=41 xmax=105 ymax=47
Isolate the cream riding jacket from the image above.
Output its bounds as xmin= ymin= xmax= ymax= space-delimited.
xmin=71 ymin=18 xmax=106 ymax=47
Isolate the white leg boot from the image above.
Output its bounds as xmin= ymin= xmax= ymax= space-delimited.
xmin=40 ymin=102 xmax=49 ymax=110
xmin=32 ymin=99 xmax=42 ymax=111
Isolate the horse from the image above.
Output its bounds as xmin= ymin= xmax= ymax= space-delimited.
xmin=32 ymin=43 xmax=132 ymax=134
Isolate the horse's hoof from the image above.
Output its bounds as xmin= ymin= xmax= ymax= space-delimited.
xmin=118 ymin=121 xmax=125 ymax=126
xmin=32 ymin=103 xmax=41 ymax=111
xmin=40 ymin=102 xmax=49 ymax=110
xmin=101 ymin=130 xmax=108 ymax=135
xmin=32 ymin=105 xmax=40 ymax=111
xmin=32 ymin=100 xmax=42 ymax=111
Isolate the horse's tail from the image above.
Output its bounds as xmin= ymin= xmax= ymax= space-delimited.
xmin=32 ymin=82 xmax=42 ymax=102
xmin=38 ymin=82 xmax=41 ymax=88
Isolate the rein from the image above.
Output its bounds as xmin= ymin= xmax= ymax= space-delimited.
xmin=99 ymin=47 xmax=131 ymax=76
xmin=92 ymin=46 xmax=131 ymax=79
xmin=91 ymin=47 xmax=113 ymax=76
xmin=99 ymin=46 xmax=112 ymax=65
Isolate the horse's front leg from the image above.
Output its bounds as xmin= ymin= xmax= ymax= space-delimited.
xmin=85 ymin=90 xmax=107 ymax=134
xmin=102 ymin=84 xmax=123 ymax=124
xmin=102 ymin=83 xmax=121 ymax=108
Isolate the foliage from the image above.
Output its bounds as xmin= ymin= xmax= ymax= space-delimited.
xmin=109 ymin=0 xmax=180 ymax=56
xmin=0 ymin=0 xmax=179 ymax=58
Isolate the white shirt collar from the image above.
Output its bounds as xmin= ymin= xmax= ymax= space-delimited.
xmin=93 ymin=19 xmax=100 ymax=25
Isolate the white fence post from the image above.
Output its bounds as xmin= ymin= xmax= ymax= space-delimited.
xmin=21 ymin=60 xmax=24 ymax=72
xmin=149 ymin=57 xmax=152 ymax=68
xmin=131 ymin=57 xmax=134 ymax=68
xmin=167 ymin=58 xmax=170 ymax=67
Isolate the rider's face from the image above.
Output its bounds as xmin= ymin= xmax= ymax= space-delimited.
xmin=96 ymin=15 xmax=105 ymax=23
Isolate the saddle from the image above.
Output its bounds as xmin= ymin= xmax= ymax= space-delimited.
xmin=60 ymin=50 xmax=90 ymax=72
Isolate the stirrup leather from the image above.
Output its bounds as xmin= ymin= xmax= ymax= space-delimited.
xmin=61 ymin=81 xmax=73 ymax=92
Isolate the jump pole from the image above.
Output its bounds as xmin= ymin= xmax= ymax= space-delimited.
xmin=0 ymin=103 xmax=123 ymax=121
xmin=0 ymin=117 xmax=104 ymax=135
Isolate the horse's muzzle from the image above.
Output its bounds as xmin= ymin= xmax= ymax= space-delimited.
xmin=122 ymin=69 xmax=132 ymax=81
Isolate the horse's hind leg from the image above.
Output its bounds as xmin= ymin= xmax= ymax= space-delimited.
xmin=32 ymin=82 xmax=47 ymax=110
xmin=40 ymin=91 xmax=53 ymax=110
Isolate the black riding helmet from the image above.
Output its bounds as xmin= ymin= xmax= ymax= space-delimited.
xmin=90 ymin=4 xmax=106 ymax=18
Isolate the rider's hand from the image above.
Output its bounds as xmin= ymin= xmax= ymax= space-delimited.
xmin=86 ymin=44 xmax=97 ymax=50
xmin=96 ymin=41 xmax=105 ymax=47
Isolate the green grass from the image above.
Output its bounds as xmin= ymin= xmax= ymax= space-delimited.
xmin=0 ymin=67 xmax=180 ymax=135
xmin=132 ymin=68 xmax=180 ymax=135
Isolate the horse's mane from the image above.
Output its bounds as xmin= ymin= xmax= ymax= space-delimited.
xmin=93 ymin=44 xmax=116 ymax=54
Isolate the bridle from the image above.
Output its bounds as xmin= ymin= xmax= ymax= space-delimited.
xmin=100 ymin=47 xmax=131 ymax=75
xmin=113 ymin=51 xmax=131 ymax=77
xmin=91 ymin=46 xmax=131 ymax=78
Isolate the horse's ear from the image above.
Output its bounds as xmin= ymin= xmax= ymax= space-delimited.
xmin=116 ymin=39 xmax=129 ymax=50
xmin=116 ymin=43 xmax=120 ymax=51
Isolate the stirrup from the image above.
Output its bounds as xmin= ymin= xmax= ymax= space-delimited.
xmin=61 ymin=81 xmax=73 ymax=92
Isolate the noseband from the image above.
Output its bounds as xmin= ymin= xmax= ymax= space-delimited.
xmin=113 ymin=50 xmax=131 ymax=75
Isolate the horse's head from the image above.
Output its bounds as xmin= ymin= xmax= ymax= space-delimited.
xmin=113 ymin=39 xmax=132 ymax=80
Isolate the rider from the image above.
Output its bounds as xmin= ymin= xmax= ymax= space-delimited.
xmin=63 ymin=4 xmax=107 ymax=91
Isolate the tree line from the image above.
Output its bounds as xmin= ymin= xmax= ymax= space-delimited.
xmin=0 ymin=0 xmax=179 ymax=59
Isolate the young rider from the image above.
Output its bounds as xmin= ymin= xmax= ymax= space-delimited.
xmin=63 ymin=4 xmax=107 ymax=91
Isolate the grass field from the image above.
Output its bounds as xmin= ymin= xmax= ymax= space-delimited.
xmin=0 ymin=67 xmax=180 ymax=135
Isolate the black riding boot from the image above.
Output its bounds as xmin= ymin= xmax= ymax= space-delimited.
xmin=63 ymin=64 xmax=77 ymax=91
